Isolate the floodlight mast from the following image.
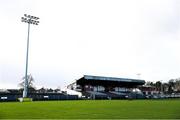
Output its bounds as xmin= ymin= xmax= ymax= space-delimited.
xmin=21 ymin=14 xmax=39 ymax=98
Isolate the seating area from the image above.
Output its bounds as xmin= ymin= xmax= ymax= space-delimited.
xmin=110 ymin=91 xmax=128 ymax=95
xmin=86 ymin=91 xmax=107 ymax=96
xmin=82 ymin=90 xmax=148 ymax=100
xmin=84 ymin=91 xmax=108 ymax=99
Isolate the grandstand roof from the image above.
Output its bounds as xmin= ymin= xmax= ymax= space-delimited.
xmin=77 ymin=75 xmax=145 ymax=87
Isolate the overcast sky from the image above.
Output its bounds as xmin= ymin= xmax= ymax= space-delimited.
xmin=0 ymin=0 xmax=180 ymax=89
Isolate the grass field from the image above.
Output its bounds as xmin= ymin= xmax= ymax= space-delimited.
xmin=0 ymin=99 xmax=180 ymax=119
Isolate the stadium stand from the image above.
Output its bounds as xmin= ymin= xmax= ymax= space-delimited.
xmin=67 ymin=75 xmax=146 ymax=99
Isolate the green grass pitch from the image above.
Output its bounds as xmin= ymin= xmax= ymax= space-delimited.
xmin=0 ymin=99 xmax=180 ymax=119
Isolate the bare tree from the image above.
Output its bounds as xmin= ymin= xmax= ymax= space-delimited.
xmin=18 ymin=74 xmax=36 ymax=93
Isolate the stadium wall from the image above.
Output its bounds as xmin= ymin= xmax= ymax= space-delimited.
xmin=0 ymin=93 xmax=78 ymax=102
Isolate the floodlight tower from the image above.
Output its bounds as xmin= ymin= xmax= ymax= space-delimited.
xmin=21 ymin=14 xmax=39 ymax=98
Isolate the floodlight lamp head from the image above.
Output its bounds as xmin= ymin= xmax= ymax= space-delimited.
xmin=24 ymin=18 xmax=28 ymax=21
xmin=21 ymin=17 xmax=27 ymax=23
xmin=36 ymin=17 xmax=39 ymax=20
xmin=22 ymin=14 xmax=40 ymax=25
xmin=31 ymin=16 xmax=35 ymax=19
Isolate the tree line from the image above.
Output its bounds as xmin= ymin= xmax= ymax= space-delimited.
xmin=146 ymin=78 xmax=180 ymax=94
